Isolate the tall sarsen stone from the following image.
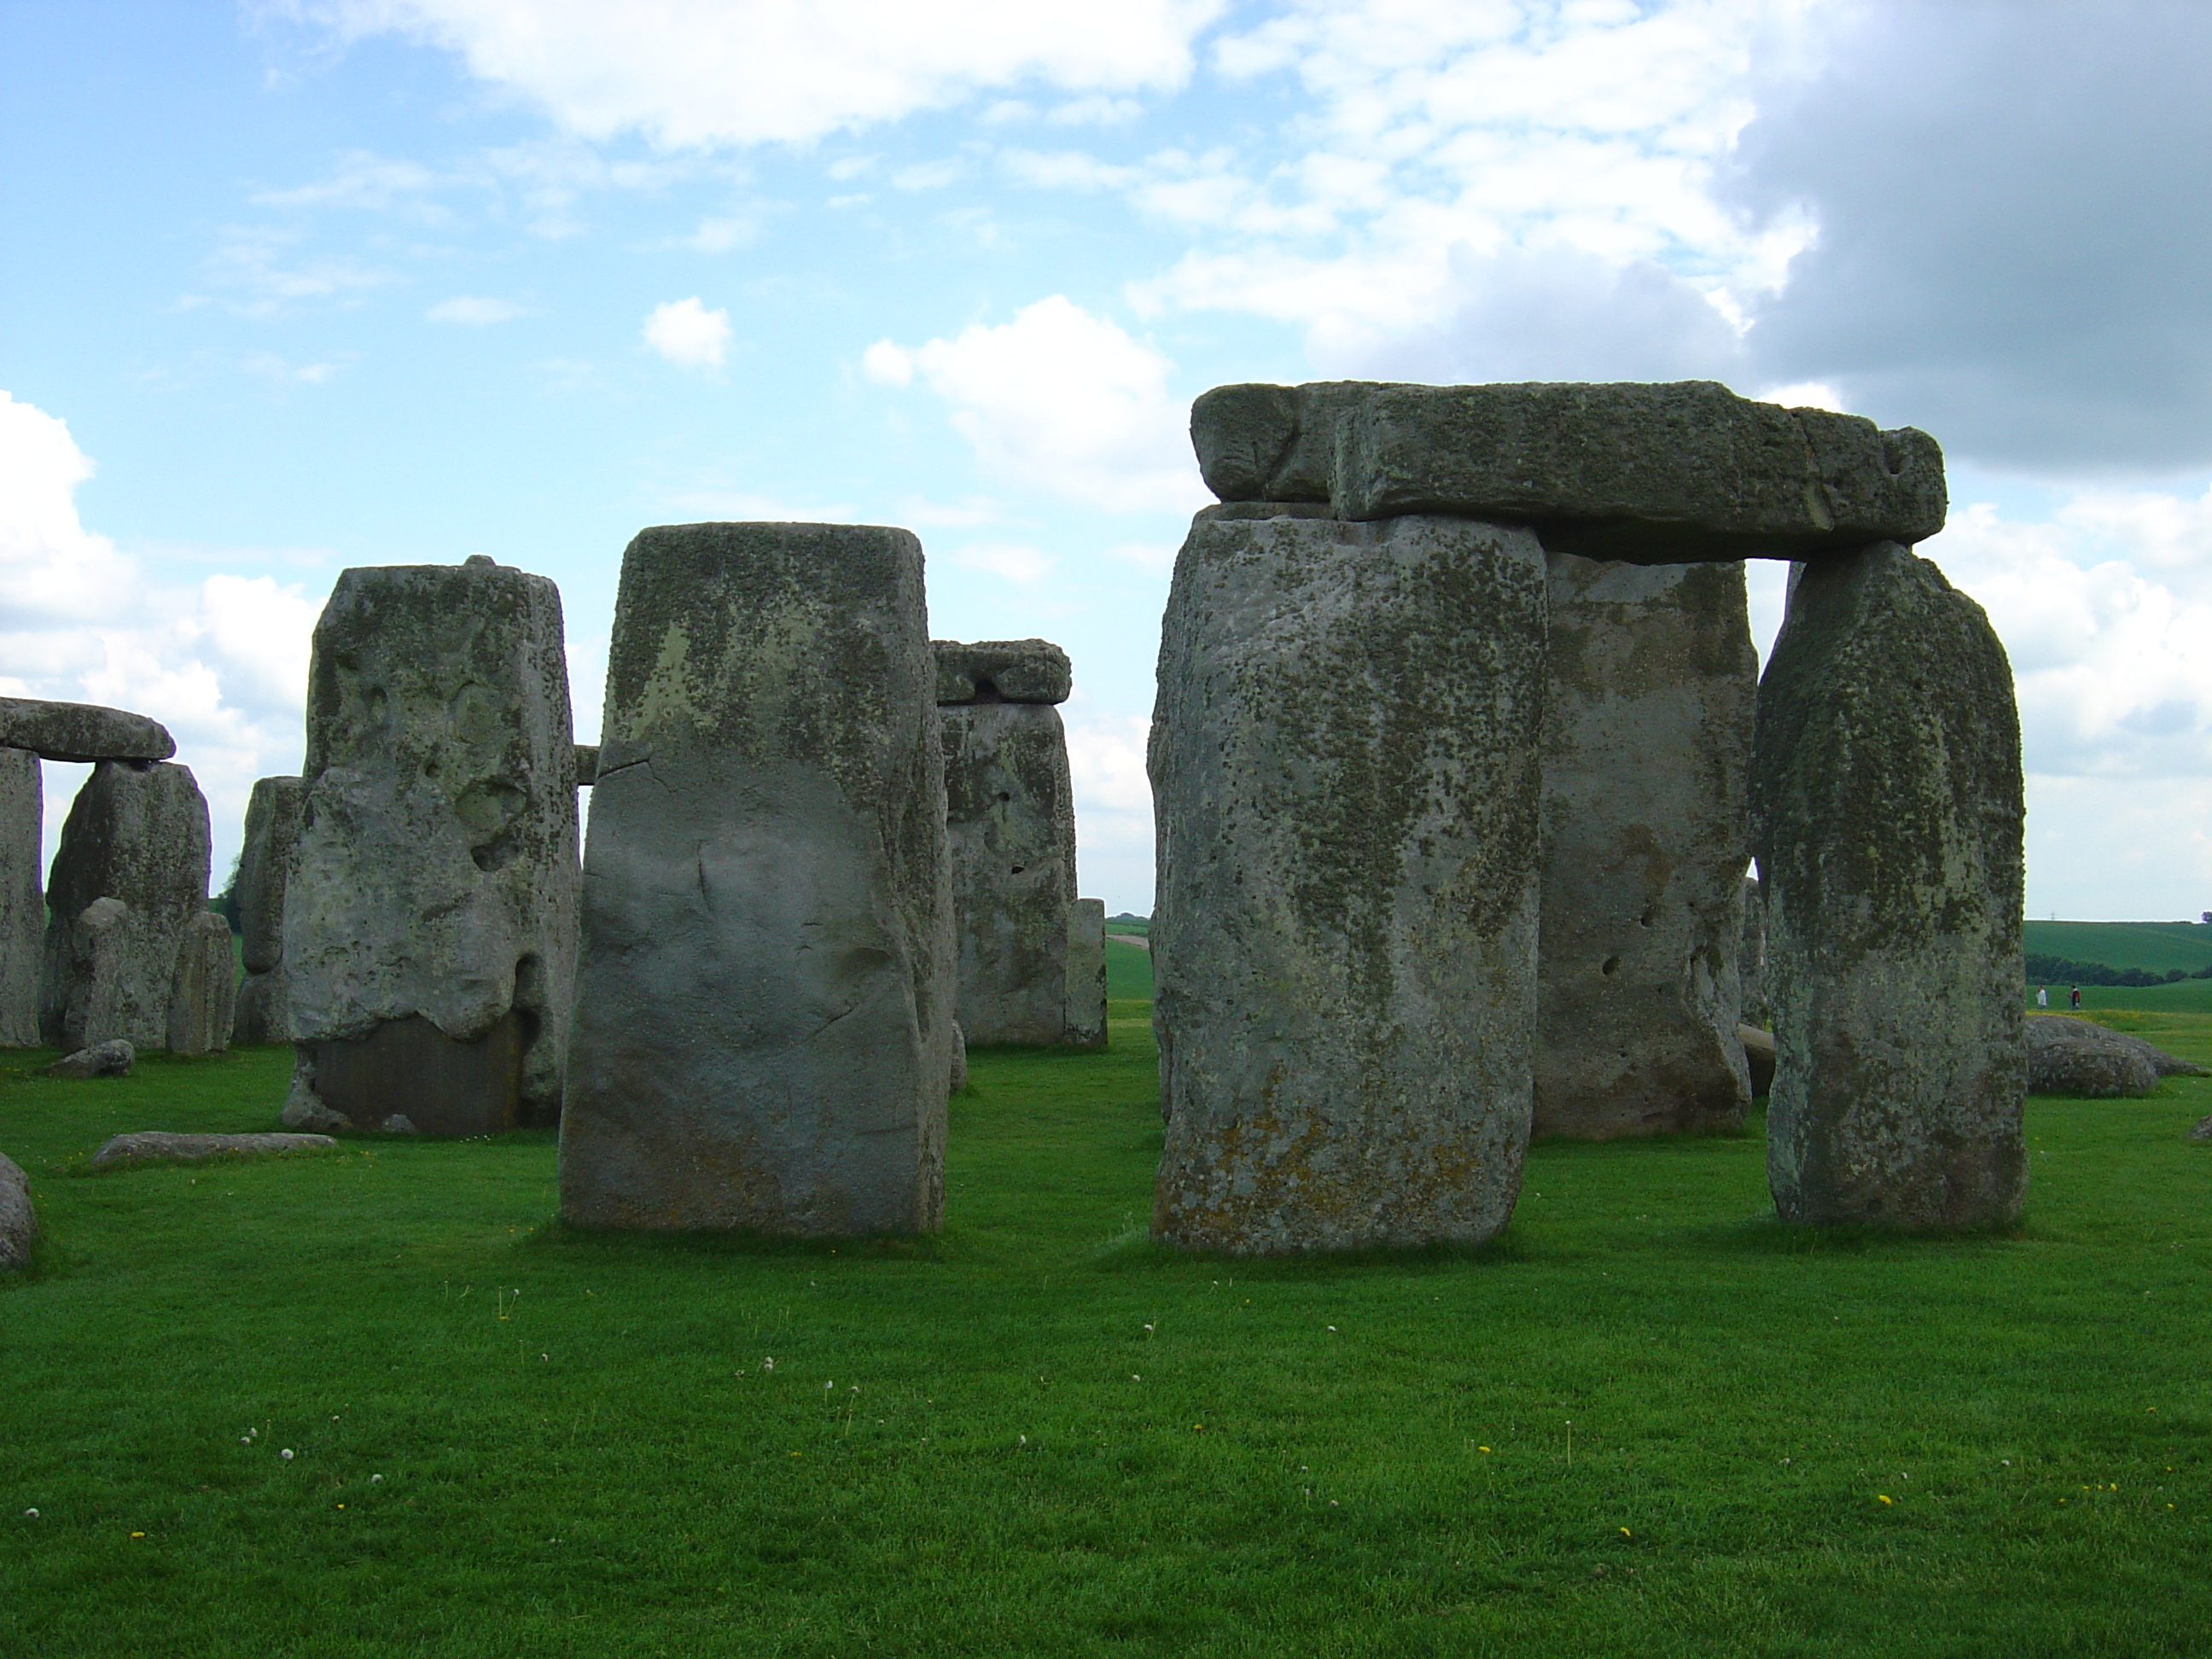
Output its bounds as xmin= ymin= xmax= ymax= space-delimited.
xmin=0 ymin=748 xmax=40 ymax=1047
xmin=231 ymin=775 xmax=304 ymax=1045
xmin=282 ymin=557 xmax=579 ymax=1135
xmin=1750 ymin=543 xmax=2026 ymax=1228
xmin=1150 ymin=513 xmax=1548 ymax=1253
xmin=558 ymin=522 xmax=956 ymax=1237
xmin=1534 ymin=556 xmax=1756 ymax=1138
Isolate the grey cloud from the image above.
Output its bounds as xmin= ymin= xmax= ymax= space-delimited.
xmin=1731 ymin=1 xmax=2212 ymax=475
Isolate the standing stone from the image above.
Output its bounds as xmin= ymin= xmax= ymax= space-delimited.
xmin=282 ymin=557 xmax=579 ymax=1137
xmin=1065 ymin=897 xmax=1107 ymax=1049
xmin=1534 ymin=556 xmax=1756 ymax=1138
xmin=0 ymin=1150 xmax=34 ymax=1271
xmin=1150 ymin=512 xmax=1549 ymax=1253
xmin=231 ymin=777 xmax=305 ymax=1044
xmin=1750 ymin=543 xmax=2026 ymax=1228
xmin=0 ymin=748 xmax=40 ymax=1046
xmin=1738 ymin=875 xmax=1770 ymax=1029
xmin=167 ymin=911 xmax=235 ymax=1057
xmin=38 ymin=761 xmax=212 ymax=1051
xmin=936 ymin=639 xmax=1097 ymax=1048
xmin=559 ymin=522 xmax=955 ymax=1236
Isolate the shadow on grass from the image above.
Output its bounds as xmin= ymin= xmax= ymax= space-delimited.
xmin=1086 ymin=1223 xmax=1536 ymax=1276
xmin=1694 ymin=1212 xmax=2037 ymax=1254
xmin=521 ymin=1214 xmax=957 ymax=1264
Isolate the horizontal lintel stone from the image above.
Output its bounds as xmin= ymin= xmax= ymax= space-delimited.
xmin=934 ymin=639 xmax=1072 ymax=705
xmin=0 ymin=697 xmax=174 ymax=763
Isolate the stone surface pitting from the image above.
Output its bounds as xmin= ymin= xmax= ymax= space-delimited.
xmin=0 ymin=696 xmax=174 ymax=763
xmin=39 ymin=761 xmax=212 ymax=1052
xmin=90 ymin=1131 xmax=338 ymax=1169
xmin=44 ymin=1038 xmax=132 ymax=1079
xmin=231 ymin=776 xmax=304 ymax=1045
xmin=1534 ymin=555 xmax=1756 ymax=1138
xmin=938 ymin=697 xmax=1087 ymax=1045
xmin=559 ymin=521 xmax=955 ymax=1237
xmin=0 ymin=1150 xmax=33 ymax=1269
xmin=1150 ymin=512 xmax=1547 ymax=1253
xmin=0 ymin=747 xmax=40 ymax=1047
xmin=283 ymin=559 xmax=579 ymax=1134
xmin=933 ymin=639 xmax=1073 ymax=705
xmin=1751 ymin=543 xmax=2026 ymax=1228
xmin=1190 ymin=380 xmax=1947 ymax=562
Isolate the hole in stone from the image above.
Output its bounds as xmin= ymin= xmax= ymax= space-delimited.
xmin=473 ymin=831 xmax=521 ymax=874
xmin=1638 ymin=905 xmax=1656 ymax=928
xmin=996 ymin=791 xmax=1011 ymax=802
xmin=972 ymin=675 xmax=1004 ymax=703
xmin=1010 ymin=864 xmax=1026 ymax=876
xmin=1600 ymin=956 xmax=1621 ymax=977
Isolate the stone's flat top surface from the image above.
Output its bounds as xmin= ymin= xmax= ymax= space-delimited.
xmin=934 ymin=638 xmax=1073 ymax=705
xmin=1190 ymin=379 xmax=1947 ymax=562
xmin=0 ymin=1150 xmax=32 ymax=1268
xmin=44 ymin=1038 xmax=134 ymax=1078
xmin=0 ymin=697 xmax=174 ymax=763
xmin=90 ymin=1131 xmax=340 ymax=1168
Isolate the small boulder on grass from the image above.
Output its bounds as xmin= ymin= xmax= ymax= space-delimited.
xmin=2024 ymin=1014 xmax=2199 ymax=1097
xmin=2189 ymin=1116 xmax=2212 ymax=1144
xmin=90 ymin=1132 xmax=340 ymax=1171
xmin=0 ymin=1151 xmax=35 ymax=1270
xmin=44 ymin=1039 xmax=133 ymax=1080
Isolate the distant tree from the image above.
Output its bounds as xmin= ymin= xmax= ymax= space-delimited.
xmin=2201 ymin=911 xmax=2210 ymax=925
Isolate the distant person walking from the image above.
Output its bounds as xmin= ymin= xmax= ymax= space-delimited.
xmin=2069 ymin=985 xmax=2082 ymax=1010
xmin=2036 ymin=986 xmax=2048 ymax=1008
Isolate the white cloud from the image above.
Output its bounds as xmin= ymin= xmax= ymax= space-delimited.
xmin=1065 ymin=713 xmax=1155 ymax=909
xmin=428 ymin=294 xmax=530 ymax=323
xmin=951 ymin=542 xmax=1054 ymax=586
xmin=0 ymin=391 xmax=321 ymax=884
xmin=643 ymin=297 xmax=731 ymax=369
xmin=864 ymin=295 xmax=1204 ymax=511
xmin=298 ymin=0 xmax=1227 ymax=148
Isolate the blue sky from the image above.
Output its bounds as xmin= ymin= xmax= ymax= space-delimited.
xmin=5 ymin=0 xmax=2212 ymax=917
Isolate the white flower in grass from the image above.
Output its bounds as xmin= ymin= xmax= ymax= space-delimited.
xmin=280 ymin=1449 xmax=294 ymax=1460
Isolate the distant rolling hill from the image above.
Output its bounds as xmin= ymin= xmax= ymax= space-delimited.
xmin=2023 ymin=919 xmax=2212 ymax=976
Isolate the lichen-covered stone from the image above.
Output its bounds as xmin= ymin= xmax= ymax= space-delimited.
xmin=1150 ymin=512 xmax=1548 ymax=1253
xmin=938 ymin=697 xmax=1087 ymax=1045
xmin=231 ymin=777 xmax=304 ymax=1045
xmin=559 ymin=522 xmax=955 ymax=1237
xmin=1191 ymin=381 xmax=1947 ymax=562
xmin=43 ymin=1036 xmax=132 ymax=1079
xmin=573 ymin=743 xmax=600 ymax=786
xmin=90 ymin=1131 xmax=337 ymax=1169
xmin=39 ymin=762 xmax=212 ymax=1051
xmin=1534 ymin=556 xmax=1755 ymax=1138
xmin=0 ymin=696 xmax=173 ymax=763
xmin=934 ymin=639 xmax=1073 ymax=705
xmin=2023 ymin=1015 xmax=2163 ymax=1097
xmin=0 ymin=747 xmax=40 ymax=1047
xmin=166 ymin=911 xmax=234 ymax=1057
xmin=1065 ymin=898 xmax=1107 ymax=1051
xmin=283 ymin=558 xmax=579 ymax=1135
xmin=1738 ymin=875 xmax=1770 ymax=1028
xmin=1751 ymin=543 xmax=2025 ymax=1228
xmin=0 ymin=1151 xmax=33 ymax=1269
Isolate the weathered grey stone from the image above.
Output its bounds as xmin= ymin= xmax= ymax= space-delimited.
xmin=2023 ymin=1015 xmax=2161 ymax=1097
xmin=1192 ymin=381 xmax=1948 ymax=562
xmin=0 ymin=1151 xmax=33 ymax=1269
xmin=0 ymin=696 xmax=173 ymax=763
xmin=2190 ymin=1115 xmax=2212 ymax=1143
xmin=934 ymin=639 xmax=1073 ymax=705
xmin=1150 ymin=513 xmax=1548 ymax=1253
xmin=2119 ymin=1029 xmax=2209 ymax=1077
xmin=380 ymin=1114 xmax=418 ymax=1135
xmin=1066 ymin=898 xmax=1107 ymax=1050
xmin=1739 ymin=1025 xmax=1776 ymax=1097
xmin=559 ymin=521 xmax=956 ymax=1236
xmin=39 ymin=762 xmax=212 ymax=1051
xmin=938 ymin=697 xmax=1087 ymax=1045
xmin=1750 ymin=543 xmax=2026 ymax=1228
xmin=1534 ymin=556 xmax=1756 ymax=1138
xmin=166 ymin=911 xmax=235 ymax=1057
xmin=573 ymin=743 xmax=600 ymax=786
xmin=279 ymin=1065 xmax=346 ymax=1132
xmin=283 ymin=559 xmax=579 ymax=1136
xmin=0 ymin=748 xmax=40 ymax=1047
xmin=44 ymin=1037 xmax=132 ymax=1079
xmin=231 ymin=777 xmax=304 ymax=1045
xmin=90 ymin=1131 xmax=337 ymax=1169
xmin=1738 ymin=875 xmax=1770 ymax=1028
xmin=950 ymin=1021 xmax=968 ymax=1093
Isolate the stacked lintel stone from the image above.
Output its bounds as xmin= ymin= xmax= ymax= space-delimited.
xmin=3 ymin=696 xmax=230 ymax=1056
xmin=1155 ymin=379 xmax=2024 ymax=1251
xmin=282 ymin=556 xmax=579 ymax=1136
xmin=559 ymin=522 xmax=956 ymax=1237
xmin=934 ymin=638 xmax=1107 ymax=1051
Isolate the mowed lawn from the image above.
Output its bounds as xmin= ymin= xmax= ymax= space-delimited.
xmin=3 ymin=1003 xmax=2211 ymax=1657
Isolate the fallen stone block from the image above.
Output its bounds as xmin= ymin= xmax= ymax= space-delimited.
xmin=1150 ymin=512 xmax=1547 ymax=1253
xmin=1191 ymin=380 xmax=1948 ymax=562
xmin=2023 ymin=1015 xmax=2163 ymax=1097
xmin=90 ymin=1131 xmax=339 ymax=1170
xmin=1752 ymin=543 xmax=2025 ymax=1228
xmin=559 ymin=521 xmax=957 ymax=1237
xmin=0 ymin=1151 xmax=34 ymax=1269
xmin=934 ymin=639 xmax=1073 ymax=705
xmin=2189 ymin=1115 xmax=2212 ymax=1143
xmin=44 ymin=1037 xmax=132 ymax=1079
xmin=0 ymin=696 xmax=174 ymax=764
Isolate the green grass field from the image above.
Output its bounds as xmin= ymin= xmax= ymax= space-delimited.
xmin=2023 ymin=919 xmax=2212 ymax=975
xmin=5 ymin=1008 xmax=2212 ymax=1656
